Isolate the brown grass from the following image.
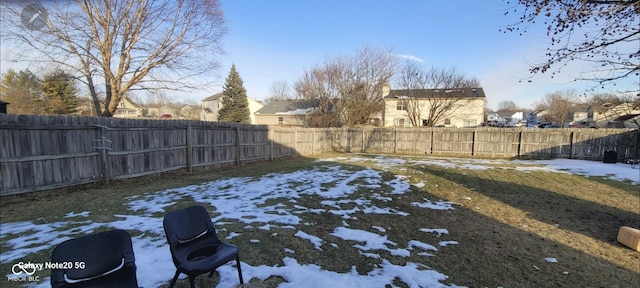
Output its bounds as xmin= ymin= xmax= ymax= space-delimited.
xmin=1 ymin=154 xmax=638 ymax=288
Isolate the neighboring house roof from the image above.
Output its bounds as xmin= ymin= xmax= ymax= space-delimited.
xmin=573 ymin=104 xmax=591 ymax=112
xmin=613 ymin=113 xmax=640 ymax=122
xmin=120 ymin=97 xmax=143 ymax=108
xmin=202 ymin=92 xmax=223 ymax=102
xmin=255 ymin=99 xmax=317 ymax=115
xmin=488 ymin=113 xmax=506 ymax=119
xmin=202 ymin=92 xmax=264 ymax=106
xmin=385 ymin=88 xmax=485 ymax=99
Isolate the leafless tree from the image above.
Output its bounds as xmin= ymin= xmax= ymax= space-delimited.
xmin=586 ymin=93 xmax=634 ymax=108
xmin=503 ymin=0 xmax=639 ymax=91
xmin=394 ymin=62 xmax=428 ymax=127
xmin=535 ymin=90 xmax=580 ymax=126
xmin=1 ymin=0 xmax=227 ymax=116
xmin=295 ymin=46 xmax=397 ymax=127
xmin=264 ymin=80 xmax=292 ymax=104
xmin=394 ymin=62 xmax=481 ymax=127
xmin=497 ymin=100 xmax=520 ymax=112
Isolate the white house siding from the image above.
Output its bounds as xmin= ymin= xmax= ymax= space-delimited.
xmin=201 ymin=94 xmax=264 ymax=124
xmin=383 ymin=98 xmax=485 ymax=128
xmin=247 ymin=98 xmax=264 ymax=124
xmin=255 ymin=114 xmax=306 ymax=126
xmin=113 ymin=97 xmax=144 ymax=118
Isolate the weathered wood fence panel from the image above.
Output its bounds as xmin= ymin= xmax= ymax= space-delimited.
xmin=432 ymin=129 xmax=475 ymax=155
xmin=519 ymin=130 xmax=573 ymax=158
xmin=1 ymin=114 xmax=638 ymax=196
xmin=473 ymin=129 xmax=521 ymax=157
xmin=395 ymin=128 xmax=431 ymax=154
xmin=570 ymin=129 xmax=639 ymax=160
xmin=0 ymin=116 xmax=101 ymax=194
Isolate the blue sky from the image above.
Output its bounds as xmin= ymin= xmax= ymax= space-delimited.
xmin=214 ymin=0 xmax=636 ymax=110
xmin=1 ymin=0 xmax=635 ymax=110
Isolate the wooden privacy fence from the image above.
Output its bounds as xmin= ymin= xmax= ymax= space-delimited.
xmin=1 ymin=114 xmax=638 ymax=196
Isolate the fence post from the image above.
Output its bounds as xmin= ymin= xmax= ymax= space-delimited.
xmin=362 ymin=129 xmax=365 ymax=153
xmin=517 ymin=131 xmax=523 ymax=158
xmin=269 ymin=128 xmax=274 ymax=161
xmin=186 ymin=122 xmax=193 ymax=173
xmin=393 ymin=129 xmax=397 ymax=154
xmin=569 ymin=131 xmax=574 ymax=159
xmin=429 ymin=129 xmax=434 ymax=154
xmin=235 ymin=126 xmax=241 ymax=166
xmin=471 ymin=129 xmax=476 ymax=156
xmin=93 ymin=124 xmax=112 ymax=185
xmin=294 ymin=129 xmax=298 ymax=156
xmin=312 ymin=129 xmax=316 ymax=155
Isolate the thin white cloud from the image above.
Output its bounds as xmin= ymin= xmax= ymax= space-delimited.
xmin=395 ymin=54 xmax=424 ymax=63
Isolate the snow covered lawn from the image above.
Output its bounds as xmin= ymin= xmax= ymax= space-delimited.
xmin=1 ymin=154 xmax=638 ymax=288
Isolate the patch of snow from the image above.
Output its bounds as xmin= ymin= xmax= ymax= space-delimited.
xmin=408 ymin=240 xmax=438 ymax=251
xmin=294 ymin=230 xmax=324 ymax=251
xmin=439 ymin=241 xmax=459 ymax=247
xmin=419 ymin=228 xmax=449 ymax=237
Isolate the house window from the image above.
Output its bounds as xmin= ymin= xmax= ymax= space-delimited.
xmin=395 ymin=118 xmax=406 ymax=127
xmin=278 ymin=117 xmax=283 ymax=125
xmin=444 ymin=118 xmax=451 ymax=125
xmin=396 ymin=101 xmax=407 ymax=111
xmin=422 ymin=120 xmax=428 ymax=126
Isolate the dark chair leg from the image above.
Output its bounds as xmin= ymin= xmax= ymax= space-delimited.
xmin=189 ymin=276 xmax=196 ymax=288
xmin=208 ymin=270 xmax=214 ymax=278
xmin=169 ymin=270 xmax=180 ymax=288
xmin=236 ymin=255 xmax=244 ymax=284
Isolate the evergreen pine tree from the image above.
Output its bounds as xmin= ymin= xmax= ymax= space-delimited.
xmin=218 ymin=64 xmax=250 ymax=123
xmin=0 ymin=69 xmax=44 ymax=114
xmin=43 ymin=69 xmax=78 ymax=114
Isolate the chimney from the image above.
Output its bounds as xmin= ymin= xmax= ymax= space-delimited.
xmin=382 ymin=85 xmax=390 ymax=97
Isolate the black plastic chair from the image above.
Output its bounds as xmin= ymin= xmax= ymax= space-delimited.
xmin=163 ymin=205 xmax=243 ymax=288
xmin=50 ymin=229 xmax=139 ymax=288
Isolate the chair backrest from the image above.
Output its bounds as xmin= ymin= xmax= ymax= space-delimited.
xmin=163 ymin=205 xmax=221 ymax=249
xmin=50 ymin=229 xmax=138 ymax=288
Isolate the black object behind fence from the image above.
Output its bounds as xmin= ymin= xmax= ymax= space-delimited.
xmin=603 ymin=150 xmax=618 ymax=163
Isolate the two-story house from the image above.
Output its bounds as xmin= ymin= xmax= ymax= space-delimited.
xmin=569 ymin=104 xmax=594 ymax=127
xmin=114 ymin=97 xmax=145 ymax=118
xmin=486 ymin=112 xmax=508 ymax=127
xmin=201 ymin=92 xmax=264 ymax=124
xmin=383 ymin=87 xmax=486 ymax=128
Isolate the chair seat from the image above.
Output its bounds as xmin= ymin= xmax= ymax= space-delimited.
xmin=176 ymin=243 xmax=238 ymax=274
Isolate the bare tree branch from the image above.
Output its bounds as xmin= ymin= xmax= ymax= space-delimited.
xmin=503 ymin=0 xmax=639 ymax=92
xmin=1 ymin=0 xmax=227 ymax=116
xmin=394 ymin=62 xmax=481 ymax=127
xmin=295 ymin=46 xmax=397 ymax=127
